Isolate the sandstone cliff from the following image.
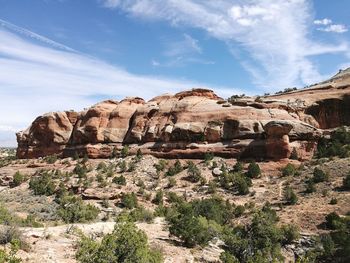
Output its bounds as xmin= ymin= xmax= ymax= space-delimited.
xmin=16 ymin=69 xmax=350 ymax=160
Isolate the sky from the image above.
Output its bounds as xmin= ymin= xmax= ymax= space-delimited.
xmin=0 ymin=0 xmax=349 ymax=147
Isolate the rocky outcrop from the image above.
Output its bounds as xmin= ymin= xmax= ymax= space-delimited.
xmin=16 ymin=69 xmax=350 ymax=160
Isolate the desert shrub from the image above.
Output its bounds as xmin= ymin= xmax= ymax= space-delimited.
xmin=112 ymin=175 xmax=126 ymax=185
xmin=330 ymin=198 xmax=338 ymax=205
xmin=281 ymin=225 xmax=300 ymax=244
xmin=343 ymin=173 xmax=350 ymax=190
xmin=44 ymin=154 xmax=58 ymax=164
xmin=204 ymin=152 xmax=214 ymax=163
xmin=0 ymin=205 xmax=16 ymax=225
xmin=21 ymin=215 xmax=43 ymax=228
xmin=220 ymin=203 xmax=298 ymax=263
xmin=325 ymin=212 xmax=344 ymax=230
xmin=167 ymin=202 xmax=222 ymax=247
xmin=74 ymin=163 xmax=88 ymax=178
xmin=233 ymin=161 xmax=244 ymax=173
xmin=232 ymin=173 xmax=250 ymax=195
xmin=313 ymin=168 xmax=329 ymax=183
xmin=234 ymin=205 xmax=245 ymax=217
xmin=305 ymin=180 xmax=316 ymax=193
xmin=0 ymin=226 xmax=21 ymax=245
xmin=282 ymin=163 xmax=296 ymax=177
xmin=76 ymin=222 xmax=162 ymax=263
xmin=135 ymin=149 xmax=143 ymax=161
xmin=317 ymin=127 xmax=350 ymax=158
xmin=207 ymin=181 xmax=217 ymax=194
xmin=121 ymin=193 xmax=138 ymax=209
xmin=186 ymin=161 xmax=202 ymax=183
xmin=127 ymin=162 xmax=136 ymax=172
xmin=129 ymin=206 xmax=154 ymax=223
xmin=120 ymin=145 xmax=129 ymax=158
xmin=246 ymin=161 xmax=261 ymax=178
xmin=11 ymin=171 xmax=25 ymax=188
xmin=154 ymin=160 xmax=167 ymax=173
xmin=166 ymin=192 xmax=184 ymax=204
xmin=0 ymin=239 xmax=22 ymax=263
xmin=166 ymin=196 xmax=233 ymax=247
xmin=118 ymin=160 xmax=127 ymax=173
xmin=57 ymin=195 xmax=99 ymax=223
xmin=284 ymin=186 xmax=298 ymax=205
xmin=167 ymin=177 xmax=176 ymax=188
xmin=29 ymin=171 xmax=56 ymax=196
xmin=152 ymin=190 xmax=163 ymax=205
xmin=290 ymin=148 xmax=298 ymax=160
xmin=313 ymin=212 xmax=350 ymax=262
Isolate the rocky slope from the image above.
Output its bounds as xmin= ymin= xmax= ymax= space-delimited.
xmin=17 ymin=69 xmax=350 ymax=160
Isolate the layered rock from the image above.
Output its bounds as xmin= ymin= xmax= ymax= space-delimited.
xmin=16 ymin=69 xmax=350 ymax=160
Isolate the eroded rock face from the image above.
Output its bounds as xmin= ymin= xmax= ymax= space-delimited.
xmin=16 ymin=72 xmax=350 ymax=160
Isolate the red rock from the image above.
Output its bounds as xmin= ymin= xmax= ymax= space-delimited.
xmin=16 ymin=71 xmax=350 ymax=160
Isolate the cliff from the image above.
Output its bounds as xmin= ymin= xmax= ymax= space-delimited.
xmin=16 ymin=69 xmax=350 ymax=160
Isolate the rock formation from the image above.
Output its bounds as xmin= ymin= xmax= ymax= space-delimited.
xmin=17 ymin=69 xmax=350 ymax=160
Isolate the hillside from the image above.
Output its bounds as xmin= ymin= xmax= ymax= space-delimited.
xmin=0 ymin=70 xmax=349 ymax=263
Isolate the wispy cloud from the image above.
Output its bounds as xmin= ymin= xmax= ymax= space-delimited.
xmin=163 ymin=33 xmax=201 ymax=57
xmin=101 ymin=0 xmax=349 ymax=90
xmin=152 ymin=33 xmax=214 ymax=67
xmin=314 ymin=17 xmax=348 ymax=33
xmin=314 ymin=18 xmax=332 ymax=26
xmin=318 ymin=24 xmax=348 ymax=34
xmin=0 ymin=19 xmax=240 ymax=146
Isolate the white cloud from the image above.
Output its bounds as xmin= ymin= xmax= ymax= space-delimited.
xmin=101 ymin=0 xmax=349 ymax=89
xmin=314 ymin=18 xmax=332 ymax=25
xmin=0 ymin=21 xmax=241 ymax=147
xmin=318 ymin=24 xmax=348 ymax=33
xmin=152 ymin=33 xmax=214 ymax=67
xmin=100 ymin=0 xmax=121 ymax=8
xmin=314 ymin=17 xmax=348 ymax=33
xmin=163 ymin=33 xmax=201 ymax=57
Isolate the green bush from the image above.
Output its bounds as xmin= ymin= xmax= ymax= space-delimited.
xmin=282 ymin=163 xmax=296 ymax=177
xmin=121 ymin=193 xmax=138 ymax=209
xmin=317 ymin=127 xmax=350 ymax=158
xmin=166 ymin=196 xmax=233 ymax=247
xmin=167 ymin=177 xmax=176 ymax=188
xmin=11 ymin=172 xmax=25 ymax=187
xmin=204 ymin=152 xmax=214 ymax=163
xmin=0 ymin=239 xmax=22 ymax=263
xmin=44 ymin=154 xmax=58 ymax=164
xmin=135 ymin=149 xmax=143 ymax=161
xmin=29 ymin=171 xmax=56 ymax=196
xmin=120 ymin=145 xmax=129 ymax=158
xmin=167 ymin=202 xmax=221 ymax=247
xmin=113 ymin=175 xmax=126 ymax=185
xmin=221 ymin=205 xmax=291 ymax=262
xmin=57 ymin=195 xmax=99 ymax=223
xmin=233 ymin=173 xmax=250 ymax=195
xmin=186 ymin=161 xmax=202 ymax=183
xmin=313 ymin=168 xmax=329 ymax=183
xmin=290 ymin=148 xmax=298 ymax=160
xmin=152 ymin=190 xmax=164 ymax=205
xmin=284 ymin=186 xmax=298 ymax=205
xmin=246 ymin=162 xmax=261 ymax=178
xmin=74 ymin=163 xmax=88 ymax=178
xmin=233 ymin=161 xmax=243 ymax=173
xmin=330 ymin=198 xmax=338 ymax=205
xmin=154 ymin=160 xmax=167 ymax=173
xmin=129 ymin=206 xmax=154 ymax=223
xmin=76 ymin=222 xmax=162 ymax=263
xmin=343 ymin=173 xmax=350 ymax=190
xmin=305 ymin=180 xmax=316 ymax=193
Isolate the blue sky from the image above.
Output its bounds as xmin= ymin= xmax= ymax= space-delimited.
xmin=0 ymin=0 xmax=349 ymax=147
